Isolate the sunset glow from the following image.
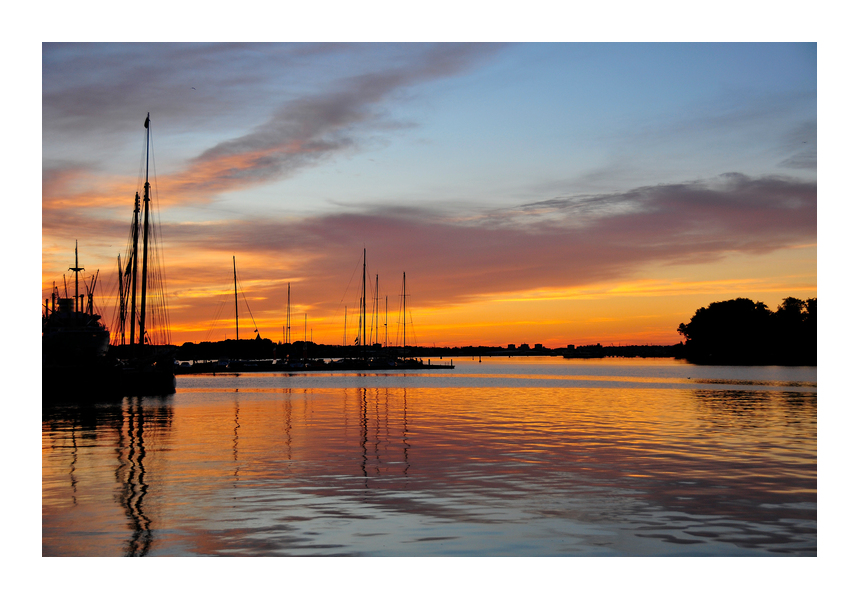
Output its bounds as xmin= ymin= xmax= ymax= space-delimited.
xmin=42 ymin=43 xmax=817 ymax=348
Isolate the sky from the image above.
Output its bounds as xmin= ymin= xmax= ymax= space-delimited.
xmin=41 ymin=42 xmax=817 ymax=348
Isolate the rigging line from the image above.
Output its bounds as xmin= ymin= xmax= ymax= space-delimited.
xmin=369 ymin=273 xmax=377 ymax=345
xmin=395 ymin=283 xmax=405 ymax=348
xmin=144 ymin=234 xmax=161 ymax=343
xmin=109 ymin=264 xmax=123 ymax=344
xmin=337 ymin=256 xmax=364 ymax=346
xmin=146 ymin=128 xmax=172 ymax=345
xmin=204 ymin=292 xmax=229 ymax=343
xmin=235 ymin=273 xmax=259 ymax=334
xmin=93 ymin=272 xmax=114 ymax=325
xmin=111 ymin=276 xmax=121 ymax=343
xmin=150 ymin=125 xmax=157 ymax=197
xmin=352 ymin=276 xmax=364 ymax=342
xmin=113 ymin=208 xmax=138 ymax=343
xmin=204 ymin=274 xmax=240 ymax=341
xmin=149 ymin=221 xmax=171 ymax=345
xmin=137 ymin=124 xmax=148 ymax=196
xmin=408 ymin=308 xmax=417 ymax=347
xmin=242 ymin=290 xmax=259 ymax=333
xmin=375 ymin=278 xmax=385 ymax=346
xmin=337 ymin=255 xmax=362 ymax=307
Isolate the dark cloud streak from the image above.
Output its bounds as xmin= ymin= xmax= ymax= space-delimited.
xmin=42 ymin=170 xmax=815 ymax=320
xmin=148 ymin=173 xmax=817 ymax=309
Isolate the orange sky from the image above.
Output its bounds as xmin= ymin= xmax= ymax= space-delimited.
xmin=41 ymin=44 xmax=817 ymax=348
xmin=42 ymin=239 xmax=815 ymax=348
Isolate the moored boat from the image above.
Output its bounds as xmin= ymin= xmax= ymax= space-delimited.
xmin=108 ymin=113 xmax=175 ymax=394
xmin=43 ymin=114 xmax=176 ymax=400
xmin=42 ymin=242 xmax=116 ymax=399
xmin=42 ymin=243 xmax=110 ymax=366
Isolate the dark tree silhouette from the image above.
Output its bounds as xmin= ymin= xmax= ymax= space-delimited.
xmin=678 ymin=297 xmax=816 ymax=365
xmin=773 ymin=297 xmax=817 ymax=365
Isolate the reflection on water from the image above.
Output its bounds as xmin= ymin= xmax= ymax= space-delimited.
xmin=42 ymin=359 xmax=816 ymax=556
xmin=43 ymin=396 xmax=174 ymax=556
xmin=119 ymin=398 xmax=151 ymax=556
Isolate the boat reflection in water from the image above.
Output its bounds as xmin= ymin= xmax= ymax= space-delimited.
xmin=42 ymin=359 xmax=816 ymax=556
xmin=43 ymin=395 xmax=174 ymax=557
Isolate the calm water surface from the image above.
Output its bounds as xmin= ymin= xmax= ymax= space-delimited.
xmin=42 ymin=357 xmax=816 ymax=556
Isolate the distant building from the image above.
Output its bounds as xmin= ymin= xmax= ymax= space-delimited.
xmin=519 ymin=344 xmax=530 ymax=350
xmin=535 ymin=343 xmax=543 ymax=350
xmin=508 ymin=344 xmax=516 ymax=350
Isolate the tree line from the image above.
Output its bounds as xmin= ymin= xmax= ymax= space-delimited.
xmin=677 ymin=297 xmax=816 ymax=365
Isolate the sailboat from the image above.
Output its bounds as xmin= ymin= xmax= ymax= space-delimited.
xmin=109 ymin=114 xmax=176 ymax=394
xmin=224 ymin=256 xmax=268 ymax=369
xmin=356 ymin=259 xmax=454 ymax=371
xmin=393 ymin=271 xmax=420 ymax=368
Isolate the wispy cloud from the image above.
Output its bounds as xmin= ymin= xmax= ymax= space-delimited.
xmin=44 ymin=169 xmax=815 ymax=300
xmin=43 ymin=43 xmax=506 ymax=204
xmin=94 ymin=172 xmax=815 ymax=309
xmin=778 ymin=149 xmax=817 ymax=170
xmin=168 ymin=44 xmax=503 ymax=199
xmin=41 ymin=43 xmax=508 ymax=256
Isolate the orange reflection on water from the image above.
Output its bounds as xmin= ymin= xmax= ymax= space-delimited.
xmin=42 ymin=384 xmax=816 ymax=556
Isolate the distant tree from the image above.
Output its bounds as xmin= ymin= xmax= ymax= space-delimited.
xmin=773 ymin=297 xmax=817 ymax=365
xmin=678 ymin=298 xmax=772 ymax=364
xmin=804 ymin=297 xmax=817 ymax=364
xmin=678 ymin=297 xmax=816 ymax=365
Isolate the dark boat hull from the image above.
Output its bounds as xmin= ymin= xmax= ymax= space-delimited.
xmin=42 ymin=360 xmax=176 ymax=402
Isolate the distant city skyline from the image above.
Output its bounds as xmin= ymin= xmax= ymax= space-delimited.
xmin=41 ymin=43 xmax=816 ymax=347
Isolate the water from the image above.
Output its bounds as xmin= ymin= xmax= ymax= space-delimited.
xmin=42 ymin=357 xmax=816 ymax=556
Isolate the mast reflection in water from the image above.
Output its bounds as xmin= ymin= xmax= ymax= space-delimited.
xmin=43 ymin=395 xmax=173 ymax=556
xmin=42 ymin=358 xmax=816 ymax=556
xmin=117 ymin=398 xmax=153 ymax=556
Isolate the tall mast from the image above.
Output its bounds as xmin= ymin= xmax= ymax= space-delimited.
xmin=362 ymin=248 xmax=367 ymax=349
xmin=117 ymin=255 xmax=125 ymax=345
xmin=385 ymin=295 xmax=388 ymax=349
xmin=375 ymin=274 xmax=379 ymax=346
xmin=286 ymin=282 xmax=291 ymax=345
xmin=129 ymin=192 xmax=140 ymax=345
xmin=69 ymin=240 xmax=84 ymax=315
xmin=74 ymin=241 xmax=79 ymax=312
xmin=402 ymin=272 xmax=407 ymax=353
xmin=87 ymin=270 xmax=99 ymax=316
xmin=233 ymin=256 xmax=239 ymax=341
xmin=138 ymin=113 xmax=151 ymax=347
